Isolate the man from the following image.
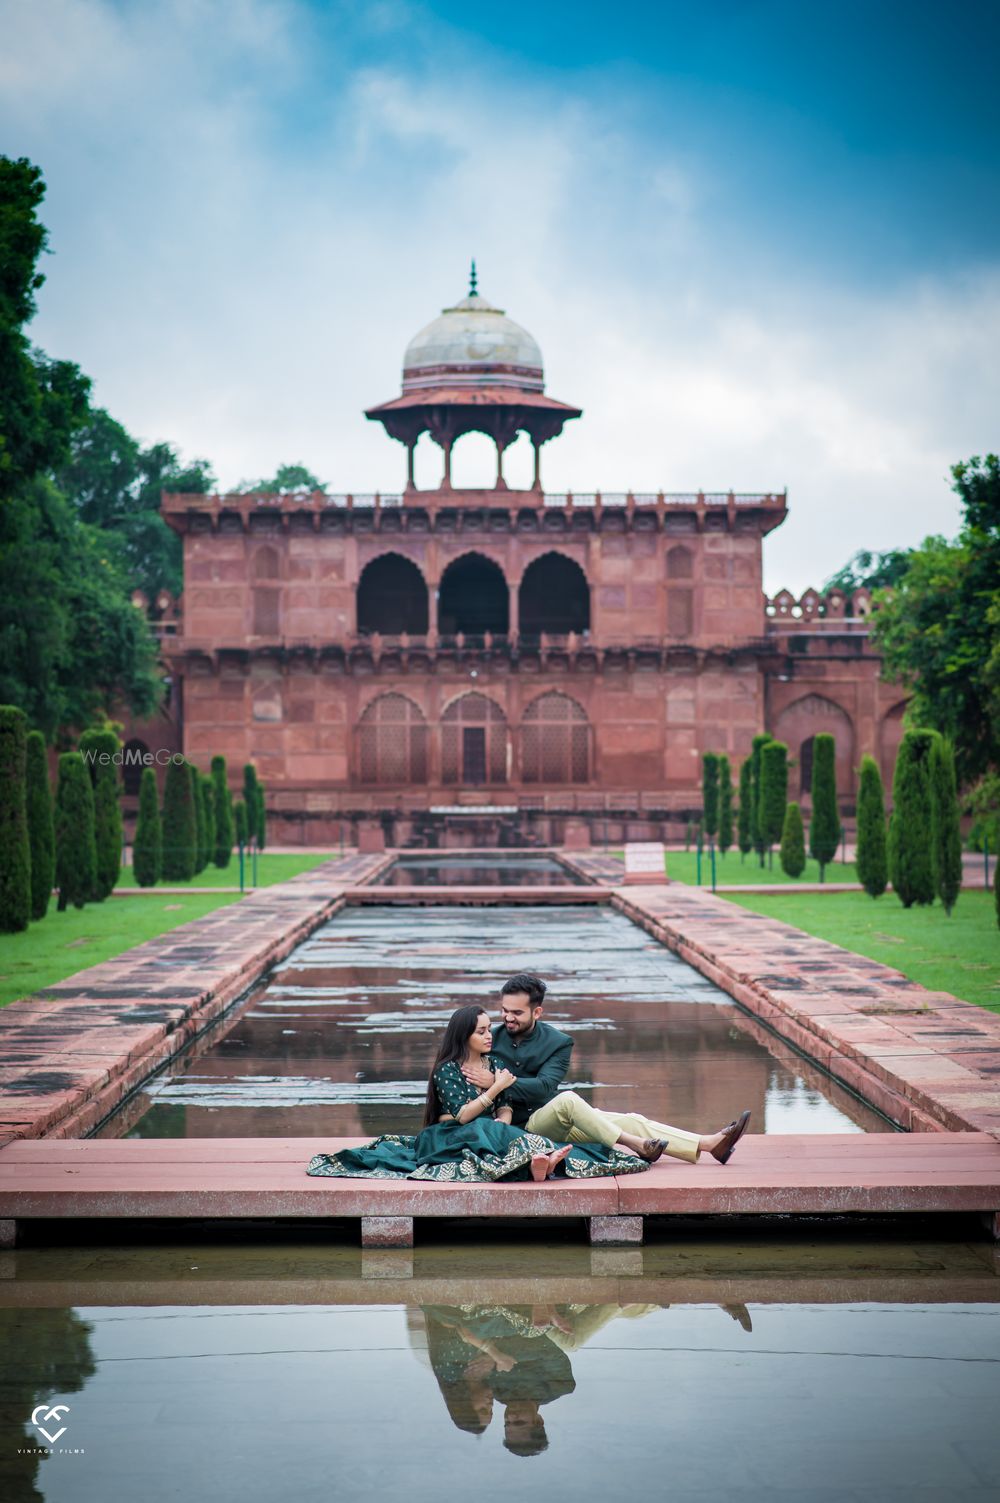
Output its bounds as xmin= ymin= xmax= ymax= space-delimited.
xmin=461 ymin=971 xmax=750 ymax=1166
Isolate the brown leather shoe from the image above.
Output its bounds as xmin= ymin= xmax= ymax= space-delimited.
xmin=710 ymin=1110 xmax=751 ymax=1165
xmin=639 ymin=1138 xmax=668 ymax=1163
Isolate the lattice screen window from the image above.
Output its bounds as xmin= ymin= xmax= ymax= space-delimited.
xmin=522 ymin=692 xmax=589 ymax=784
xmin=441 ymin=693 xmax=508 ymax=785
xmin=358 ymin=693 xmax=428 ymax=784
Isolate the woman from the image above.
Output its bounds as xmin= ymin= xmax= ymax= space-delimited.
xmin=306 ymin=1004 xmax=652 ymax=1183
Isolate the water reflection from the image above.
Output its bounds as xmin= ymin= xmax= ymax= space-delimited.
xmin=382 ymin=855 xmax=584 ymax=887
xmin=2 ymin=1239 xmax=998 ymax=1498
xmin=110 ymin=907 xmax=885 ymax=1140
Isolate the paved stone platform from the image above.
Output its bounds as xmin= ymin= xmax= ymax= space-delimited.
xmin=1 ymin=1133 xmax=996 ymax=1248
xmin=0 ymin=852 xmax=391 ymax=1143
xmin=612 ymin=882 xmax=1000 ymax=1138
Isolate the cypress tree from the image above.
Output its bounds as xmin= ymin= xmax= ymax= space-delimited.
xmin=161 ymin=757 xmax=197 ymax=880
xmin=133 ymin=766 xmax=162 ymax=887
xmin=737 ymin=756 xmax=753 ymax=861
xmin=79 ymin=728 xmax=123 ymax=900
xmin=702 ymin=752 xmax=720 ymax=847
xmin=234 ymin=798 xmax=248 ymax=847
xmin=779 ymin=800 xmax=806 ymax=877
xmin=192 ymin=763 xmax=208 ymax=872
xmin=242 ymin=764 xmax=260 ymax=849
xmin=26 ymin=730 xmax=55 ymax=921
xmin=212 ymin=755 xmax=234 ymax=867
xmin=994 ymin=833 xmax=999 ymax=931
xmin=809 ymin=732 xmax=841 ymax=882
xmin=760 ymin=740 xmax=789 ymax=865
xmin=718 ymin=755 xmax=734 ymax=857
xmin=930 ymin=735 xmax=962 ymax=916
xmin=256 ymin=780 xmax=267 ymax=851
xmin=200 ymin=772 xmax=216 ymax=871
xmin=888 ymin=729 xmax=936 ymax=907
xmin=750 ymin=732 xmax=771 ymax=866
xmin=54 ymin=751 xmax=97 ymax=911
xmin=0 ymin=705 xmax=31 ymax=933
xmin=855 ymin=754 xmax=888 ymax=899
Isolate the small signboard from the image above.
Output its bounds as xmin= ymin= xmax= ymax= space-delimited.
xmin=623 ymin=841 xmax=668 ymax=885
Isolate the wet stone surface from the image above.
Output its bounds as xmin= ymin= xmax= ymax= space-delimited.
xmin=116 ymin=905 xmax=884 ymax=1140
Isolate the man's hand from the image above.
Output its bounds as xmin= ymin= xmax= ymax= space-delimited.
xmin=461 ymin=1061 xmax=496 ymax=1089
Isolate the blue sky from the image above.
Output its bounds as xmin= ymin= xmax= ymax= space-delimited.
xmin=2 ymin=0 xmax=998 ymax=589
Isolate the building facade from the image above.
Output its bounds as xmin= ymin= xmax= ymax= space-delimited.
xmin=135 ymin=277 xmax=906 ymax=846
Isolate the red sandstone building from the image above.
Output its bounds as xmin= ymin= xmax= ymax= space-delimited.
xmin=135 ymin=275 xmax=907 ymax=846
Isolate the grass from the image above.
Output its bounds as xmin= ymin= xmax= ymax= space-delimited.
xmin=0 ymin=892 xmax=244 ymax=1009
xmin=114 ymin=850 xmax=338 ymax=889
xmin=721 ymin=888 xmax=999 ymax=1012
xmin=611 ymin=848 xmax=859 ymax=886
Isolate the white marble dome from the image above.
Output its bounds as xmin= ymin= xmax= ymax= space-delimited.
xmin=401 ymin=284 xmax=544 ymax=392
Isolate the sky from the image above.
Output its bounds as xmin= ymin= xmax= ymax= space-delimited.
xmin=2 ymin=0 xmax=999 ymax=591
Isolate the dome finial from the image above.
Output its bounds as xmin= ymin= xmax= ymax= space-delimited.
xmin=469 ymin=258 xmax=478 ymax=297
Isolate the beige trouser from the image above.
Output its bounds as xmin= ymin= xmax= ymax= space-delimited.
xmin=524 ymin=1091 xmax=701 ymax=1163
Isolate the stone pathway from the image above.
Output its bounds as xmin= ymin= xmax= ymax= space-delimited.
xmin=0 ymin=853 xmax=391 ymax=1143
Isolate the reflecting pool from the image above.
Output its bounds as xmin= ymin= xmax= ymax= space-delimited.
xmin=110 ymin=905 xmax=885 ymax=1139
xmin=3 ymin=1237 xmax=998 ymax=1501
xmin=381 ymin=854 xmax=585 ymax=886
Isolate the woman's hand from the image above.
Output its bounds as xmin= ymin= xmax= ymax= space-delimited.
xmin=493 ymin=1067 xmax=517 ymax=1093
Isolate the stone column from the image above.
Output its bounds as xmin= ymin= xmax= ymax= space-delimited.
xmin=532 ymin=440 xmax=542 ymax=490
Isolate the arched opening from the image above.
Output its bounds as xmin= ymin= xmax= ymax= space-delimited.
xmin=122 ymin=738 xmax=150 ymax=797
xmin=666 ymin=544 xmax=695 ymax=637
xmin=438 ymin=553 xmax=509 ymax=636
xmin=358 ymin=693 xmax=428 ymax=785
xmin=449 ymin=431 xmax=500 ymax=490
xmin=442 ymin=693 xmax=507 ymax=785
xmin=773 ymin=694 xmax=855 ymax=798
xmin=252 ymin=544 xmax=282 ymax=635
xmin=522 ymin=692 xmax=590 ymax=784
xmin=253 ymin=545 xmax=281 ymax=579
xmin=357 ymin=554 xmax=429 ymax=636
xmin=519 ymin=552 xmax=590 ymax=636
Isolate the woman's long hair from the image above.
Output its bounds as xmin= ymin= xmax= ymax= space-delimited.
xmin=422 ymin=1004 xmax=489 ymax=1127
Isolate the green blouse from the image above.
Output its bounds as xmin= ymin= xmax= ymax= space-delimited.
xmin=433 ymin=1055 xmax=507 ymax=1120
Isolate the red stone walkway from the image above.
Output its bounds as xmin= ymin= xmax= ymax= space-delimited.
xmin=1 ymin=1132 xmax=997 ymax=1248
xmin=612 ymin=883 xmax=1000 ymax=1138
xmin=0 ymin=852 xmax=391 ymax=1144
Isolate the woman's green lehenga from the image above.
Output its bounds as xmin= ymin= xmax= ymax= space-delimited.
xmin=306 ymin=1056 xmax=649 ymax=1183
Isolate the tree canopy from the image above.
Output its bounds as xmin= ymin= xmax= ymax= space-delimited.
xmin=872 ymin=455 xmax=1000 ymax=785
xmin=238 ymin=462 xmax=323 ymax=493
xmin=822 ymin=548 xmax=912 ymax=594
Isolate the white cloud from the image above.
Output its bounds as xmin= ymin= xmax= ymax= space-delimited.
xmin=3 ymin=0 xmax=994 ymax=592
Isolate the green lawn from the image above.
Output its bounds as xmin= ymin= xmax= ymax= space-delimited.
xmin=0 ymin=892 xmax=243 ymax=1009
xmin=115 ymin=850 xmax=338 ymax=889
xmin=721 ymin=889 xmax=999 ymax=1011
xmin=611 ymin=849 xmax=859 ymax=886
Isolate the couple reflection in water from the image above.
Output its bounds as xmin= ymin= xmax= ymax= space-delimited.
xmin=307 ymin=973 xmax=751 ymax=1182
xmin=414 ymin=1300 xmax=753 ymax=1454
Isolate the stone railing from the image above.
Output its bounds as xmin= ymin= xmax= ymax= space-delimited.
xmin=163 ymin=488 xmax=786 ymax=512
xmin=764 ymin=586 xmax=875 ymax=625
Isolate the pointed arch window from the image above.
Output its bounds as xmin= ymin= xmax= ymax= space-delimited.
xmin=522 ymin=692 xmax=590 ymax=784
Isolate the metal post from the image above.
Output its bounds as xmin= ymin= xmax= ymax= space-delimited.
xmin=986 ymin=835 xmax=991 ymax=891
xmin=252 ymin=839 xmax=259 ymax=887
xmin=710 ymin=841 xmax=717 ymax=893
xmin=696 ymin=830 xmax=702 ymax=885
xmin=238 ymin=841 xmax=245 ymax=893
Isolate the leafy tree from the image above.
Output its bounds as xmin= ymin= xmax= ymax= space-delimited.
xmin=79 ymin=727 xmax=122 ymax=900
xmin=737 ymin=757 xmax=753 ymax=861
xmin=779 ymin=801 xmax=806 ymax=877
xmin=964 ymin=772 xmax=1000 ymax=854
xmin=211 ymin=755 xmax=234 ymax=868
xmin=240 ymin=462 xmax=322 ymax=493
xmin=750 ymin=732 xmax=771 ymax=866
xmin=702 ymin=752 xmax=719 ymax=845
xmin=809 ymin=733 xmax=841 ymax=881
xmin=132 ymin=765 xmax=161 ymax=887
xmin=888 ymin=729 xmax=936 ymax=907
xmin=718 ymin=755 xmax=734 ymax=856
xmin=855 ymin=755 xmax=888 ymax=898
xmin=929 ymin=736 xmax=962 ymax=916
xmin=25 ymin=728 xmax=54 ymax=920
xmin=0 ymin=705 xmax=31 ymax=932
xmin=161 ymin=757 xmax=196 ymax=880
xmin=872 ymin=455 xmax=1000 ymax=785
xmin=823 ymin=548 xmax=912 ymax=594
xmin=760 ymin=740 xmax=789 ymax=865
xmin=54 ymin=751 xmax=97 ymax=910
